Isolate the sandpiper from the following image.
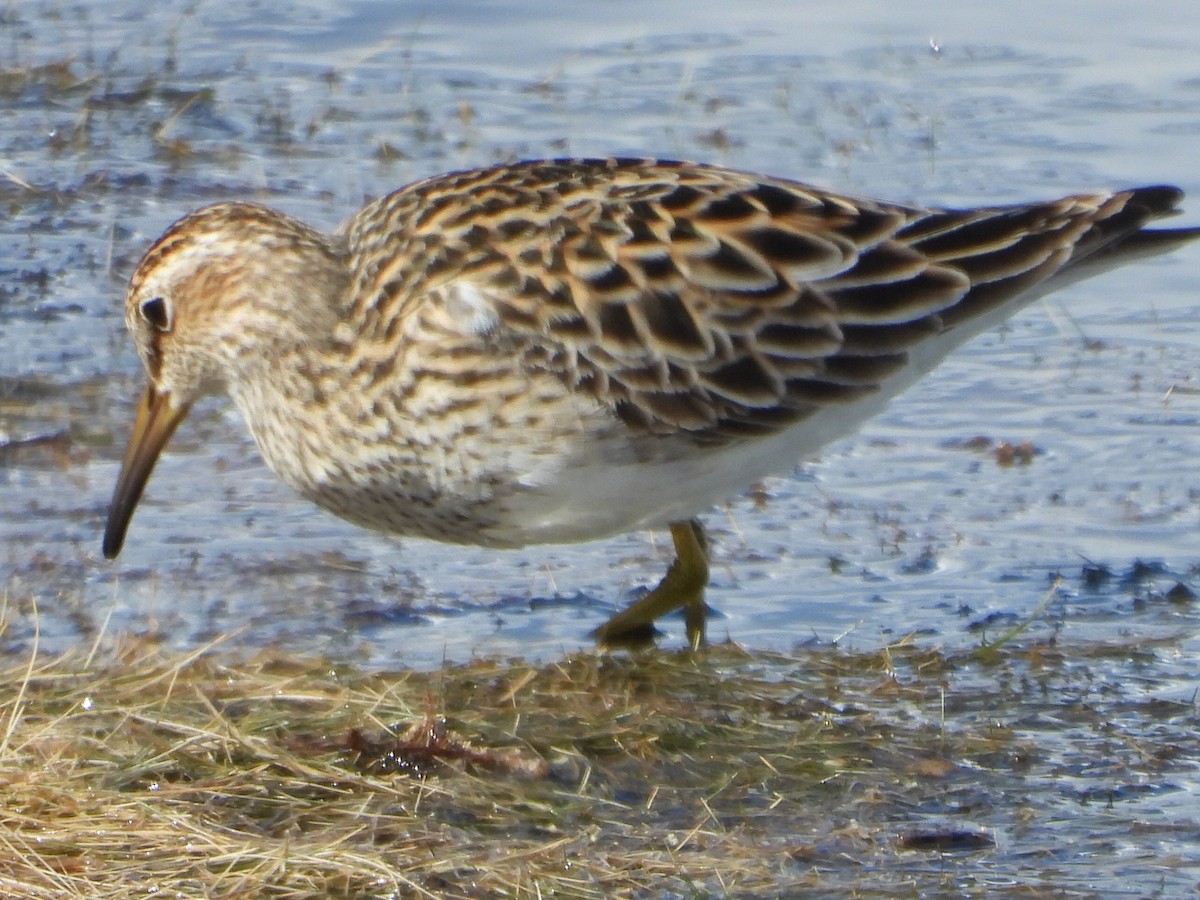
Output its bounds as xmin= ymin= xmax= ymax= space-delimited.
xmin=102 ymin=158 xmax=1198 ymax=648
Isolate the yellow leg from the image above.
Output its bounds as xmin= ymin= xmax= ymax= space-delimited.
xmin=592 ymin=519 xmax=710 ymax=650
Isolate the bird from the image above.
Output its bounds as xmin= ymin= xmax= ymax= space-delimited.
xmin=101 ymin=157 xmax=1199 ymax=649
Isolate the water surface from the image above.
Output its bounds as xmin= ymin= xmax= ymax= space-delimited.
xmin=0 ymin=0 xmax=1197 ymax=667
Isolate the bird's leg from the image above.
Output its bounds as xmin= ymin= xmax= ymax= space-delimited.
xmin=592 ymin=519 xmax=710 ymax=650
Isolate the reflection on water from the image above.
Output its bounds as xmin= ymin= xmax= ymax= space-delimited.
xmin=0 ymin=1 xmax=1197 ymax=666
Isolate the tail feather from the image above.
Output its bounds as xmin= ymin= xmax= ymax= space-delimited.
xmin=1064 ymin=185 xmax=1198 ymax=275
xmin=900 ymin=185 xmax=1196 ymax=377
xmin=1066 ymin=226 xmax=1200 ymax=280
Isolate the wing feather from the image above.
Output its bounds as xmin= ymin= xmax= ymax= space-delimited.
xmin=342 ymin=159 xmax=1190 ymax=444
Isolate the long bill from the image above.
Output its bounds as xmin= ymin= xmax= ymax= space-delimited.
xmin=102 ymin=384 xmax=192 ymax=559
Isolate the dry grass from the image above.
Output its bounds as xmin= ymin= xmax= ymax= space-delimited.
xmin=1 ymin=628 xmax=1196 ymax=898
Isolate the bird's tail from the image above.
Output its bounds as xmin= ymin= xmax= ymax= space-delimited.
xmin=1058 ymin=185 xmax=1200 ymax=281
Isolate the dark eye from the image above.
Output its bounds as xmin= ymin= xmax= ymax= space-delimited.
xmin=140 ymin=296 xmax=171 ymax=332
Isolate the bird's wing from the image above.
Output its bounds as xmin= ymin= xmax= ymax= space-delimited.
xmin=344 ymin=158 xmax=1188 ymax=443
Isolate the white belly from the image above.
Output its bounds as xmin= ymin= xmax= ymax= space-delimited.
xmin=490 ymin=289 xmax=1063 ymax=547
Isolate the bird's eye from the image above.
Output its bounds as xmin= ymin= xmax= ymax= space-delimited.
xmin=140 ymin=296 xmax=171 ymax=332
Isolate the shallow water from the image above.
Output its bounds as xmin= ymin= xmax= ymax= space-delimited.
xmin=1 ymin=1 xmax=1199 ymax=894
xmin=0 ymin=0 xmax=1197 ymax=664
xmin=5 ymin=0 xmax=1199 ymax=665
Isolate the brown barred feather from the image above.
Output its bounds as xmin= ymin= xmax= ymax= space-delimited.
xmin=105 ymin=157 xmax=1198 ymax=568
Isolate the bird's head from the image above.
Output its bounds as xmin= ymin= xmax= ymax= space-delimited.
xmin=102 ymin=202 xmax=347 ymax=559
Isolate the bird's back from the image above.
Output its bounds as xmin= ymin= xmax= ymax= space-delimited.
xmin=318 ymin=163 xmax=1200 ymax=545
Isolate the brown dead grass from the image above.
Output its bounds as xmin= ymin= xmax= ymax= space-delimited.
xmin=0 ymin=629 xmax=1195 ymax=898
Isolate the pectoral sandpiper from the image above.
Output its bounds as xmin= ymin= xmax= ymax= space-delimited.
xmin=101 ymin=158 xmax=1198 ymax=649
